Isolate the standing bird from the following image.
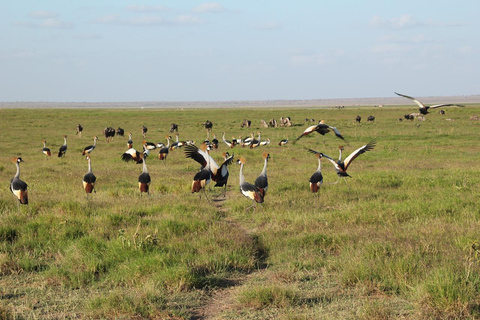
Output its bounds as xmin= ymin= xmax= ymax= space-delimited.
xmin=42 ymin=139 xmax=51 ymax=159
xmin=214 ymin=152 xmax=235 ymax=196
xmin=308 ymin=141 xmax=376 ymax=183
xmin=255 ymin=153 xmax=270 ymax=197
xmin=83 ymin=156 xmax=96 ymax=196
xmin=309 ymin=153 xmax=323 ymax=193
xmin=58 ymin=135 xmax=67 ymax=157
xmin=294 ymin=120 xmax=344 ymax=143
xmin=82 ymin=136 xmax=98 ymax=156
xmin=158 ymin=136 xmax=171 ymax=163
xmin=211 ymin=134 xmax=219 ymax=149
xmin=187 ymin=144 xmax=213 ymax=200
xmin=127 ymin=133 xmax=133 ymax=148
xmin=10 ymin=157 xmax=28 ymax=206
xmin=394 ymin=92 xmax=465 ymax=115
xmin=76 ymin=124 xmax=83 ymax=137
xmin=238 ymin=157 xmax=264 ymax=211
xmin=138 ymin=157 xmax=151 ymax=195
xmin=142 ymin=125 xmax=148 ymax=138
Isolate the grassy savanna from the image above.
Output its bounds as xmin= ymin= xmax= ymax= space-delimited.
xmin=1 ymin=105 xmax=480 ymax=319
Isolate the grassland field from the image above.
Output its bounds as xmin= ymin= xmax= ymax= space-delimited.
xmin=1 ymin=105 xmax=480 ymax=319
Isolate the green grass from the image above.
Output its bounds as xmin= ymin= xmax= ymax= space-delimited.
xmin=1 ymin=105 xmax=480 ymax=318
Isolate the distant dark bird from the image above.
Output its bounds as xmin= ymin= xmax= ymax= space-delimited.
xmin=82 ymin=136 xmax=98 ymax=156
xmin=255 ymin=153 xmax=270 ymax=197
xmin=309 ymin=153 xmax=323 ymax=193
xmin=204 ymin=120 xmax=213 ymax=134
xmin=138 ymin=157 xmax=151 ymax=195
xmin=10 ymin=157 xmax=28 ymax=205
xmin=76 ymin=124 xmax=83 ymax=137
xmin=83 ymin=156 xmax=96 ymax=196
xmin=222 ymin=132 xmax=236 ymax=148
xmin=42 ymin=139 xmax=51 ymax=158
xmin=142 ymin=125 xmax=148 ymax=138
xmin=295 ymin=120 xmax=344 ymax=143
xmin=309 ymin=141 xmax=376 ymax=182
xmin=395 ymin=92 xmax=466 ymax=115
xmin=158 ymin=136 xmax=171 ymax=163
xmin=355 ymin=115 xmax=361 ymax=123
xmin=116 ymin=127 xmax=125 ymax=137
xmin=58 ymin=135 xmax=67 ymax=157
xmin=170 ymin=123 xmax=179 ymax=133
xmin=367 ymin=115 xmax=375 ymax=122
xmin=121 ymin=147 xmax=143 ymax=163
xmin=278 ymin=137 xmax=289 ymax=146
xmin=103 ymin=127 xmax=115 ymax=142
xmin=238 ymin=157 xmax=264 ymax=211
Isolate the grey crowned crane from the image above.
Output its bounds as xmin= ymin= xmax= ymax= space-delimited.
xmin=142 ymin=125 xmax=148 ymax=138
xmin=82 ymin=136 xmax=98 ymax=156
xmin=254 ymin=152 xmax=270 ymax=197
xmin=394 ymin=92 xmax=465 ymax=115
xmin=238 ymin=157 xmax=264 ymax=211
xmin=184 ymin=143 xmax=235 ymax=195
xmin=222 ymin=132 xmax=236 ymax=148
xmin=214 ymin=152 xmax=235 ymax=196
xmin=158 ymin=136 xmax=171 ymax=164
xmin=294 ymin=120 xmax=344 ymax=143
xmin=138 ymin=157 xmax=151 ymax=195
xmin=10 ymin=157 xmax=28 ymax=206
xmin=121 ymin=147 xmax=143 ymax=163
xmin=83 ymin=156 xmax=96 ymax=196
xmin=185 ymin=143 xmax=212 ymax=200
xmin=58 ymin=135 xmax=67 ymax=157
xmin=127 ymin=133 xmax=133 ymax=148
xmin=42 ymin=139 xmax=51 ymax=158
xmin=309 ymin=153 xmax=323 ymax=193
xmin=308 ymin=140 xmax=376 ymax=184
xmin=278 ymin=137 xmax=289 ymax=146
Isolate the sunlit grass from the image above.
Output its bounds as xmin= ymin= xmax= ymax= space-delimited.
xmin=1 ymin=105 xmax=480 ymax=318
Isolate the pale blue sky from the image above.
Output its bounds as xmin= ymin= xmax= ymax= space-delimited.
xmin=1 ymin=1 xmax=478 ymax=102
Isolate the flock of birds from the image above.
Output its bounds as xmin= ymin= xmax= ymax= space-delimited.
xmin=9 ymin=92 xmax=466 ymax=211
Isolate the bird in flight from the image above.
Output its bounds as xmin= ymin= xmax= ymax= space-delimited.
xmin=394 ymin=92 xmax=465 ymax=115
xmin=294 ymin=120 xmax=344 ymax=143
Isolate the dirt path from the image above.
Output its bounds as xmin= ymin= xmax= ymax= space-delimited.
xmin=191 ymin=195 xmax=267 ymax=319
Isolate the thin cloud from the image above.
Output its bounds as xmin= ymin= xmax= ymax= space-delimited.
xmin=14 ymin=18 xmax=74 ymax=29
xmin=368 ymin=14 xmax=466 ymax=29
xmin=291 ymin=54 xmax=326 ymax=67
xmin=29 ymin=10 xmax=58 ymax=19
xmin=126 ymin=5 xmax=170 ymax=13
xmin=192 ymin=3 xmax=226 ymax=14
xmin=254 ymin=22 xmax=282 ymax=30
xmin=93 ymin=14 xmax=205 ymax=26
xmin=72 ymin=33 xmax=102 ymax=40
xmin=368 ymin=14 xmax=424 ymax=29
